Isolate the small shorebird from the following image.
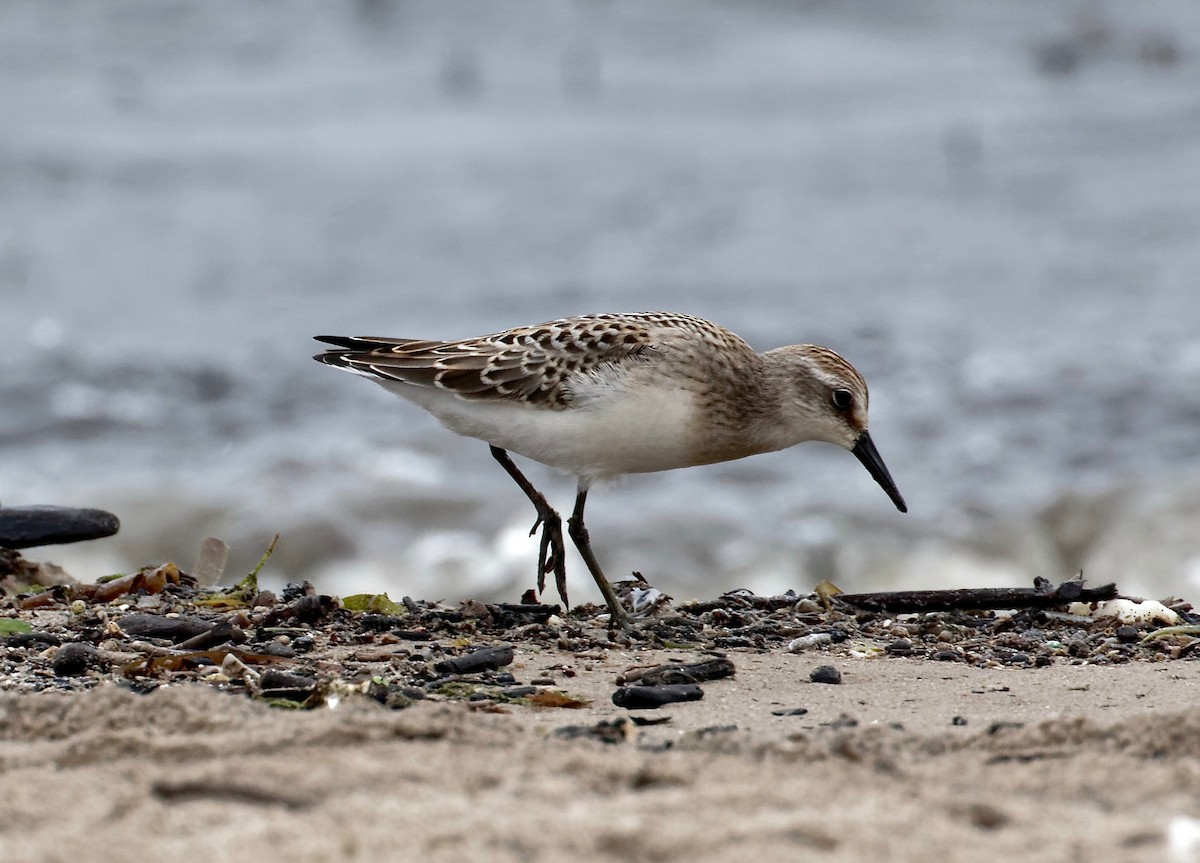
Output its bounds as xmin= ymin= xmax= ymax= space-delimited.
xmin=314 ymin=312 xmax=906 ymax=630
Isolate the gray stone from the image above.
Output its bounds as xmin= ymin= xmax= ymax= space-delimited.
xmin=0 ymin=506 xmax=119 ymax=549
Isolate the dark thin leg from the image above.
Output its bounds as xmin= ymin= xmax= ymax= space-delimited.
xmin=567 ymin=489 xmax=631 ymax=632
xmin=489 ymin=446 xmax=568 ymax=606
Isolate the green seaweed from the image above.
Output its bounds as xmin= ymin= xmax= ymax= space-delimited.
xmin=0 ymin=619 xmax=32 ymax=635
xmin=341 ymin=593 xmax=407 ymax=616
xmin=430 ymin=681 xmax=481 ymax=699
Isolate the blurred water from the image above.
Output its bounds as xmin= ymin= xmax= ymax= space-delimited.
xmin=3 ymin=0 xmax=1200 ymax=603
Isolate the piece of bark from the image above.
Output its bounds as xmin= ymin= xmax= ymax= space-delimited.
xmin=621 ymin=658 xmax=735 ymax=686
xmin=836 ymin=579 xmax=1117 ymax=614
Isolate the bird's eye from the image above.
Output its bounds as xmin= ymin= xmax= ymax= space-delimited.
xmin=831 ymin=388 xmax=854 ymax=411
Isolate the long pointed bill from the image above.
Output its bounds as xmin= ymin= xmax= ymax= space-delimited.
xmin=851 ymin=431 xmax=907 ymax=513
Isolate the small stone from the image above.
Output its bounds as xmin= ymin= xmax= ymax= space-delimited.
xmin=281 ymin=582 xmax=306 ymax=602
xmin=952 ymin=715 xmax=968 ymax=726
xmin=500 ymin=686 xmax=538 ymax=698
xmin=433 ymin=645 xmax=515 ymax=675
xmin=1115 ymin=625 xmax=1140 ymax=644
xmin=885 ymin=639 xmax=913 ymax=656
xmin=53 ymin=642 xmax=96 ymax=676
xmin=771 ymin=707 xmax=809 ymax=716
xmin=530 ymin=677 xmax=555 ymax=686
xmin=0 ymin=506 xmax=119 ymax=549
xmin=612 ymin=684 xmax=704 ymax=710
xmin=255 ymin=642 xmax=295 ymax=658
xmin=291 ymin=634 xmax=316 ymax=653
xmin=810 ymin=665 xmax=842 ymax=685
xmin=965 ymin=802 xmax=1010 ymax=830
xmin=1006 ymin=653 xmax=1031 ymax=666
xmin=251 ymin=590 xmax=277 ymax=608
xmin=360 ymin=614 xmax=404 ymax=631
xmin=258 ymin=668 xmax=317 ymax=699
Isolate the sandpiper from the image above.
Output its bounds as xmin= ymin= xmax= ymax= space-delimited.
xmin=314 ymin=312 xmax=906 ymax=630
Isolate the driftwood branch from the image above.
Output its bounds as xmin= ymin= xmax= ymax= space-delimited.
xmin=836 ymin=578 xmax=1118 ymax=614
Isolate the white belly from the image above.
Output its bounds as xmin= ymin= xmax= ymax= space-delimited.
xmin=377 ymin=378 xmax=700 ymax=486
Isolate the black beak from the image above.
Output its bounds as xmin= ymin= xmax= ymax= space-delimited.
xmin=851 ymin=431 xmax=907 ymax=513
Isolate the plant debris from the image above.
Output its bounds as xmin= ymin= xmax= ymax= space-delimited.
xmin=0 ymin=548 xmax=1195 ymax=713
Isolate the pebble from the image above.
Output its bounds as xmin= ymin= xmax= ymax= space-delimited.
xmin=787 ymin=632 xmax=834 ymax=652
xmin=0 ymin=506 xmax=119 ymax=549
xmin=1116 ymin=625 xmax=1140 ymax=644
xmin=809 ymin=665 xmax=842 ymax=685
xmin=433 ymin=645 xmax=515 ymax=675
xmin=291 ymin=634 xmax=316 ymax=653
xmin=612 ymin=684 xmax=704 ymax=710
xmin=500 ymin=686 xmax=538 ymax=699
xmin=52 ymin=642 xmax=96 ymax=676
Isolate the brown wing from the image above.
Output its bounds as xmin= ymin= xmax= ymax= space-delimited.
xmin=314 ymin=315 xmax=661 ymax=407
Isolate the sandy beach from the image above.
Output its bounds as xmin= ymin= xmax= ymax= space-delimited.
xmin=2 ymin=579 xmax=1199 ymax=863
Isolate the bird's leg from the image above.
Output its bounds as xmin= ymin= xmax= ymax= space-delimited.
xmin=489 ymin=446 xmax=568 ymax=606
xmin=567 ymin=489 xmax=631 ymax=632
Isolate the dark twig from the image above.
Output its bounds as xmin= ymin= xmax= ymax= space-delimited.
xmin=836 ymin=578 xmax=1117 ymax=614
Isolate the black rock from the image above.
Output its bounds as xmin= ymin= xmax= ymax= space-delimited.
xmin=810 ymin=665 xmax=842 ymax=685
xmin=360 ymin=614 xmax=406 ymax=631
xmin=771 ymin=707 xmax=809 ymax=717
xmin=612 ymin=684 xmax=704 ymax=710
xmin=53 ymin=642 xmax=97 ymax=676
xmin=433 ymin=645 xmax=515 ymax=675
xmin=0 ymin=506 xmax=119 ymax=549
xmin=291 ymin=634 xmax=316 ymax=653
xmin=1115 ymin=625 xmax=1140 ymax=644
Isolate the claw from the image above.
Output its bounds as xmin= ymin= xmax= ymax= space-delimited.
xmin=529 ymin=510 xmax=568 ymax=606
xmin=554 ymin=563 xmax=569 ymax=609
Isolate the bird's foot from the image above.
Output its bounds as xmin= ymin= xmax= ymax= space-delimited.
xmin=529 ymin=510 xmax=569 ymax=607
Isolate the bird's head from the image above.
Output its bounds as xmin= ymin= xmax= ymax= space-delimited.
xmin=764 ymin=344 xmax=907 ymax=513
